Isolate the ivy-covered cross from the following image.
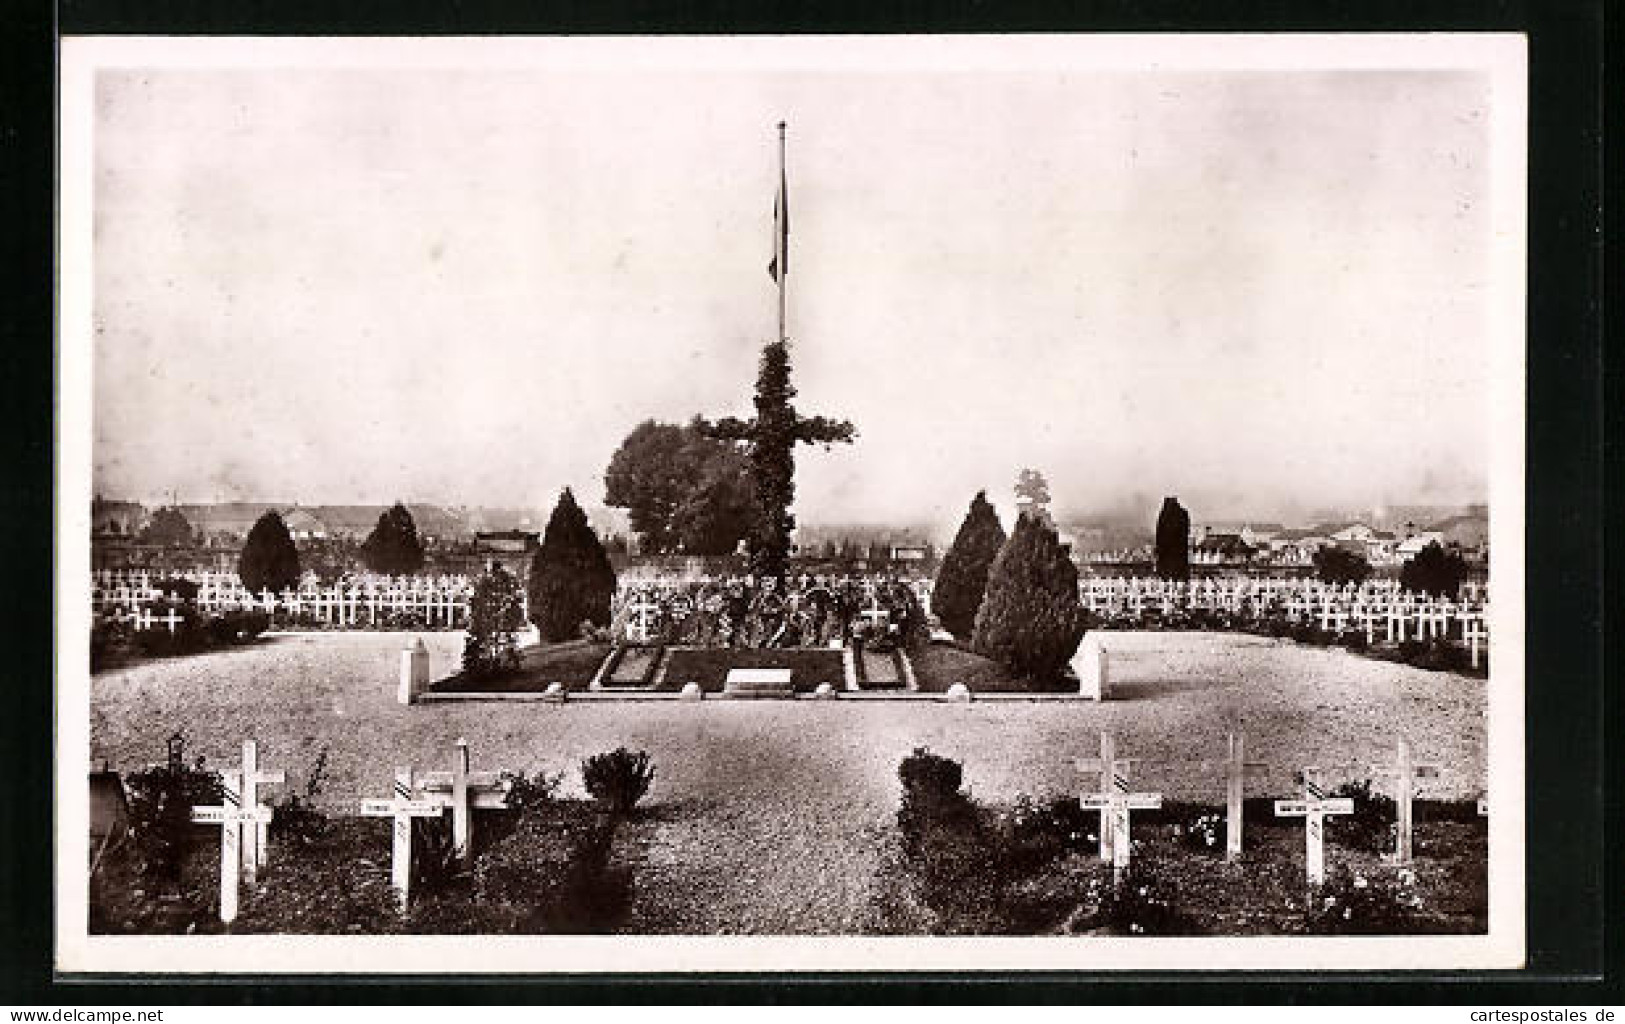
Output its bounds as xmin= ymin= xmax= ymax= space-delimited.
xmin=702 ymin=340 xmax=855 ymax=581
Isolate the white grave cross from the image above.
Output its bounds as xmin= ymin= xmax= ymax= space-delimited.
xmin=1385 ymin=738 xmax=1441 ymax=865
xmin=1197 ymin=732 xmax=1268 ymax=860
xmin=236 ymin=739 xmax=285 ymax=886
xmin=1075 ymin=732 xmax=1144 ymax=863
xmin=360 ymin=768 xmax=443 ymax=912
xmin=190 ymin=770 xmax=272 ymax=924
xmin=1274 ymin=769 xmax=1354 ymax=886
xmin=418 ymin=738 xmax=511 ymax=865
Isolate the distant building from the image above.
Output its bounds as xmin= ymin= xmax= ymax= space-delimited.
xmin=282 ymin=508 xmax=329 ymax=541
xmin=92 ymin=497 xmax=147 ymax=537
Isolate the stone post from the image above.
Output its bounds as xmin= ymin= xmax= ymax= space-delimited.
xmin=399 ymin=637 xmax=430 ymax=705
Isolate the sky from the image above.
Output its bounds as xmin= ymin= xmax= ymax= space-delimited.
xmin=89 ymin=43 xmax=1498 ymax=532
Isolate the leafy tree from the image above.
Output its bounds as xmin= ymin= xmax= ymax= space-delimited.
xmin=701 ymin=341 xmax=855 ymax=580
xmin=1313 ymin=545 xmax=1373 ymax=586
xmin=604 ymin=419 xmax=753 ymax=555
xmin=239 ymin=512 xmax=301 ymax=594
xmin=971 ymin=514 xmax=1086 ymax=680
xmin=359 ymin=502 xmax=426 ymax=575
xmin=462 ymin=562 xmax=525 ymax=680
xmin=1400 ymin=541 xmax=1469 ymax=599
xmin=139 ymin=506 xmax=196 ymax=547
xmin=931 ymin=491 xmax=1008 ymax=640
xmin=528 ymin=488 xmax=617 ymax=642
xmin=1014 ymin=468 xmax=1052 ymax=524
xmin=1154 ymin=496 xmax=1191 ymax=581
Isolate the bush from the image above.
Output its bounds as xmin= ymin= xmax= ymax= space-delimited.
xmin=239 ymin=512 xmax=301 ymax=594
xmin=122 ymin=734 xmax=224 ymax=889
xmin=1328 ymin=778 xmax=1397 ymax=855
xmin=1399 ymin=541 xmax=1469 ymax=599
xmin=1313 ymin=546 xmax=1373 ymax=586
xmin=1338 ymin=628 xmax=1370 ymax=651
xmin=970 ymin=514 xmax=1086 ymax=681
xmin=1153 ymin=496 xmax=1191 ymax=582
xmin=931 ymin=491 xmax=1007 ymax=641
xmin=360 ymin=502 xmax=426 ymax=575
xmin=269 ymin=746 xmax=331 ymax=851
xmin=1174 ymin=810 xmax=1227 ymax=853
xmin=206 ymin=609 xmax=270 ymax=646
xmin=580 ymin=748 xmax=655 ymax=815
xmin=1084 ymin=859 xmax=1201 ymax=936
xmin=1301 ymin=866 xmax=1430 ymax=935
xmin=90 ymin=617 xmax=133 ymax=671
xmin=529 ymin=488 xmax=617 ymax=642
xmin=461 ymin=564 xmax=526 ymax=680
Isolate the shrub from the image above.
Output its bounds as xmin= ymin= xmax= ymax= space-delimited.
xmin=1313 ymin=546 xmax=1373 ymax=586
xmin=1301 ymin=866 xmax=1429 ymax=935
xmin=239 ymin=512 xmax=301 ymax=594
xmin=461 ymin=563 xmax=526 ymax=680
xmin=1399 ymin=541 xmax=1469 ymax=599
xmin=529 ymin=488 xmax=617 ymax=642
xmin=90 ymin=617 xmax=133 ymax=671
xmin=1174 ymin=810 xmax=1227 ymax=853
xmin=581 ymin=748 xmax=656 ymax=815
xmin=1084 ymin=859 xmax=1201 ymax=936
xmin=1327 ymin=778 xmax=1397 ymax=855
xmin=931 ymin=491 xmax=1007 ymax=641
xmin=122 ymin=734 xmax=223 ymax=889
xmin=1153 ymin=496 xmax=1191 ymax=581
xmin=971 ymin=514 xmax=1086 ymax=681
xmin=1338 ymin=628 xmax=1370 ymax=652
xmin=152 ymin=577 xmax=200 ymax=604
xmin=270 ymin=745 xmax=331 ymax=851
xmin=205 ymin=609 xmax=270 ymax=646
xmin=502 ymin=770 xmax=564 ymax=813
xmin=360 ymin=502 xmax=426 ymax=575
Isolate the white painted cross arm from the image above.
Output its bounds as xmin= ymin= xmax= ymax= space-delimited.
xmin=191 ymin=805 xmax=273 ymax=824
xmin=1274 ymin=797 xmax=1355 ymax=816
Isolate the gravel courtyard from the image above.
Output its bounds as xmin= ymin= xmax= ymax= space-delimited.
xmin=87 ymin=630 xmax=1487 ymax=934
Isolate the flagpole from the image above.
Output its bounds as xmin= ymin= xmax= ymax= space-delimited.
xmin=777 ymin=120 xmax=787 ymax=346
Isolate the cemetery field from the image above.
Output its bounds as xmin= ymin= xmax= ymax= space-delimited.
xmin=88 ymin=631 xmax=1487 ymax=934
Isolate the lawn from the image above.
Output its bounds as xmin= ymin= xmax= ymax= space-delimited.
xmin=431 ymin=639 xmax=613 ymax=693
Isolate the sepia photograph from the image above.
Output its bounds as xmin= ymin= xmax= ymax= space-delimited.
xmin=55 ymin=33 xmax=1527 ymax=973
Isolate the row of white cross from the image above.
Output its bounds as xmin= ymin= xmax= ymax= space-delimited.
xmin=189 ymin=738 xmax=511 ymax=923
xmin=186 ymin=731 xmax=1482 ymax=923
xmin=96 ymin=585 xmax=480 ymax=628
xmin=1075 ymin=731 xmax=1477 ymax=886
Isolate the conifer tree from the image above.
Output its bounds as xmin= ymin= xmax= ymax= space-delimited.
xmin=239 ymin=511 xmax=301 ymax=594
xmin=931 ymin=491 xmax=1007 ymax=641
xmin=360 ymin=502 xmax=426 ymax=575
xmin=462 ymin=562 xmax=525 ymax=679
xmin=528 ymin=488 xmax=617 ymax=642
xmin=1154 ymin=496 xmax=1191 ymax=581
xmin=1399 ymin=541 xmax=1469 ymax=599
xmin=971 ymin=513 xmax=1086 ymax=680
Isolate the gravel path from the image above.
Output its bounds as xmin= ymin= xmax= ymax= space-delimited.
xmin=87 ymin=630 xmax=1486 ymax=934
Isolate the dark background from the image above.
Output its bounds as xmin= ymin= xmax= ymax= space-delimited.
xmin=1 ymin=0 xmax=1608 ymax=1004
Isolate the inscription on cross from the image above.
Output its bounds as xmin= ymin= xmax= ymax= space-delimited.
xmin=360 ymin=768 xmax=443 ymax=913
xmin=1074 ymin=731 xmax=1147 ymax=863
xmin=416 ymin=738 xmax=512 ymax=866
xmin=1274 ymin=768 xmax=1354 ymax=886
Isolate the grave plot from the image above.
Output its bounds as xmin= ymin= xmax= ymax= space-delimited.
xmin=656 ymin=647 xmax=846 ymax=693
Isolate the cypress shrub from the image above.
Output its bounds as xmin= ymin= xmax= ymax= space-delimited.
xmin=238 ymin=512 xmax=301 ymax=594
xmin=970 ymin=514 xmax=1086 ymax=680
xmin=931 ymin=491 xmax=1007 ymax=641
xmin=1154 ymin=496 xmax=1191 ymax=581
xmin=528 ymin=488 xmax=617 ymax=642
xmin=360 ymin=502 xmax=426 ymax=575
xmin=462 ymin=563 xmax=526 ymax=680
xmin=1399 ymin=541 xmax=1469 ymax=599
